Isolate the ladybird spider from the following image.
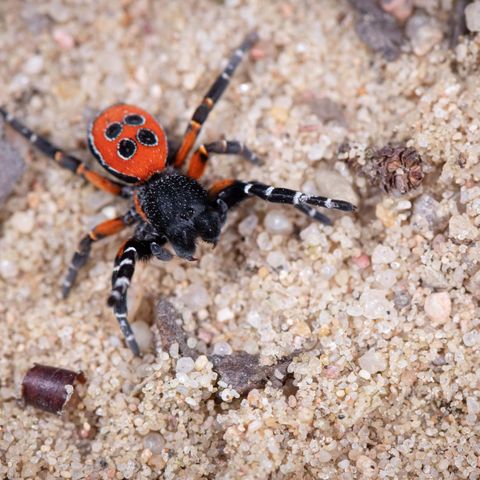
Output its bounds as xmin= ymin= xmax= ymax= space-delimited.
xmin=1 ymin=32 xmax=356 ymax=356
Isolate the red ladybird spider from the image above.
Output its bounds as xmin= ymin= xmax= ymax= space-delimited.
xmin=1 ymin=33 xmax=356 ymax=356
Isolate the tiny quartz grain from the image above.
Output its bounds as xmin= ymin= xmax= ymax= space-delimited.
xmin=264 ymin=210 xmax=293 ymax=235
xmin=424 ymin=292 xmax=451 ymax=325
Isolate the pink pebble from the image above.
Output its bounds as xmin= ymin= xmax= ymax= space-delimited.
xmin=352 ymin=254 xmax=370 ymax=269
xmin=324 ymin=365 xmax=340 ymax=379
xmin=53 ymin=29 xmax=75 ymax=50
xmin=380 ymin=0 xmax=413 ymax=23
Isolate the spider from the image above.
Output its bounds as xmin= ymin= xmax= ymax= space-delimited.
xmin=1 ymin=32 xmax=356 ymax=356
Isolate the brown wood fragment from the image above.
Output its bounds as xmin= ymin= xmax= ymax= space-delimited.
xmin=21 ymin=364 xmax=86 ymax=414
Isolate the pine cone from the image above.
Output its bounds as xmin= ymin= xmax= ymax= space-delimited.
xmin=369 ymin=145 xmax=424 ymax=195
xmin=341 ymin=142 xmax=424 ymax=196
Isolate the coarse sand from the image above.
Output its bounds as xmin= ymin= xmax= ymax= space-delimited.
xmin=1 ymin=1 xmax=480 ymax=479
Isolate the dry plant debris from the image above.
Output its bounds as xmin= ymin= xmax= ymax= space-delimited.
xmin=340 ymin=142 xmax=424 ymax=196
xmin=21 ymin=364 xmax=86 ymax=414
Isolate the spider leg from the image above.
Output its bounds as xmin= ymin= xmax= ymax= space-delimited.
xmin=208 ymin=179 xmax=356 ymax=225
xmin=62 ymin=209 xmax=137 ymax=298
xmin=173 ymin=32 xmax=259 ymax=168
xmin=187 ymin=140 xmax=261 ymax=179
xmin=108 ymin=238 xmax=163 ymax=356
xmin=0 ymin=107 xmax=131 ymax=198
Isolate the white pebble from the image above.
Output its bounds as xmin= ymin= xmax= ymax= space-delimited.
xmin=406 ymin=13 xmax=443 ymax=56
xmin=466 ymin=0 xmax=480 ymax=32
xmin=266 ymin=251 xmax=286 ymax=269
xmin=463 ymin=330 xmax=479 ymax=347
xmin=467 ymin=396 xmax=480 ymax=415
xmin=371 ymin=245 xmax=396 ymax=265
xmin=264 ymin=210 xmax=293 ymax=235
xmin=247 ymin=310 xmax=262 ymax=329
xmin=449 ymin=214 xmax=478 ymax=242
xmin=10 ymin=211 xmax=35 ymax=234
xmin=360 ymin=289 xmax=390 ymax=319
xmin=176 ymin=357 xmax=195 ymax=373
xmin=300 ymin=224 xmax=323 ymax=246
xmin=238 ymin=214 xmax=258 ymax=236
xmin=256 ymin=231 xmax=272 ymax=251
xmin=356 ymin=455 xmax=377 ymax=476
xmin=23 ymin=55 xmax=44 ymax=75
xmin=359 ymin=369 xmax=371 ymax=380
xmin=183 ymin=283 xmax=210 ymax=310
xmin=212 ymin=342 xmax=232 ymax=356
xmin=130 ymin=321 xmax=153 ymax=353
xmin=0 ymin=259 xmax=18 ymax=279
xmin=424 ymin=292 xmax=451 ymax=324
xmin=317 ymin=449 xmax=332 ymax=463
xmin=217 ymin=307 xmax=234 ymax=322
xmin=308 ymin=136 xmax=331 ymax=161
xmin=375 ymin=269 xmax=397 ymax=289
xmin=194 ymin=355 xmax=209 ymax=371
xmin=358 ymin=349 xmax=387 ymax=374
xmin=320 ymin=264 xmax=336 ymax=280
xmin=143 ymin=432 xmax=164 ymax=454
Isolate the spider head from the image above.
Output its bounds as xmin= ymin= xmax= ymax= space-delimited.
xmin=140 ymin=170 xmax=228 ymax=260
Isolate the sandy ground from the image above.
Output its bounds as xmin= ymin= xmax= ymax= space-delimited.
xmin=1 ymin=0 xmax=480 ymax=479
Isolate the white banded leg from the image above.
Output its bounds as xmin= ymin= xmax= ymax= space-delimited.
xmin=108 ymin=240 xmax=153 ymax=356
xmin=232 ymin=181 xmax=356 ymax=225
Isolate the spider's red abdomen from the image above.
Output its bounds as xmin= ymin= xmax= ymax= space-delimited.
xmin=88 ymin=104 xmax=168 ymax=183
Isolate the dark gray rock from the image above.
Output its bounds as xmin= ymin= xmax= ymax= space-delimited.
xmin=0 ymin=126 xmax=25 ymax=205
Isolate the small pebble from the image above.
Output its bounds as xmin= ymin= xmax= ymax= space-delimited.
xmin=264 ymin=210 xmax=293 ymax=235
xmin=380 ymin=0 xmax=413 ymax=22
xmin=52 ymin=28 xmax=75 ymax=49
xmin=356 ymin=455 xmax=377 ymax=476
xmin=176 ymin=357 xmax=195 ymax=373
xmin=130 ymin=321 xmax=153 ymax=353
xmin=463 ymin=330 xmax=479 ymax=347
xmin=217 ymin=307 xmax=234 ymax=323
xmin=0 ymin=259 xmax=19 ymax=279
xmin=352 ymin=254 xmax=370 ymax=269
xmin=449 ymin=214 xmax=478 ymax=242
xmin=406 ymin=13 xmax=443 ymax=56
xmin=266 ymin=251 xmax=286 ymax=268
xmin=317 ymin=449 xmax=332 ymax=463
xmin=360 ymin=289 xmax=390 ymax=319
xmin=466 ymin=0 xmax=480 ymax=32
xmin=424 ymin=292 xmax=451 ymax=325
xmin=371 ymin=245 xmax=396 ymax=264
xmin=212 ymin=342 xmax=233 ymax=356
xmin=143 ymin=432 xmax=165 ymax=454
xmin=194 ymin=355 xmax=209 ymax=371
xmin=359 ymin=369 xmax=371 ymax=380
xmin=10 ymin=211 xmax=35 ymax=234
xmin=183 ymin=283 xmax=210 ymax=310
xmin=238 ymin=214 xmax=258 ymax=236
xmin=23 ymin=55 xmax=44 ymax=75
xmin=358 ymin=349 xmax=387 ymax=374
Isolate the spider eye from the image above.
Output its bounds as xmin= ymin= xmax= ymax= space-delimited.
xmin=105 ymin=122 xmax=122 ymax=140
xmin=118 ymin=138 xmax=137 ymax=160
xmin=124 ymin=114 xmax=145 ymax=126
xmin=137 ymin=128 xmax=158 ymax=146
